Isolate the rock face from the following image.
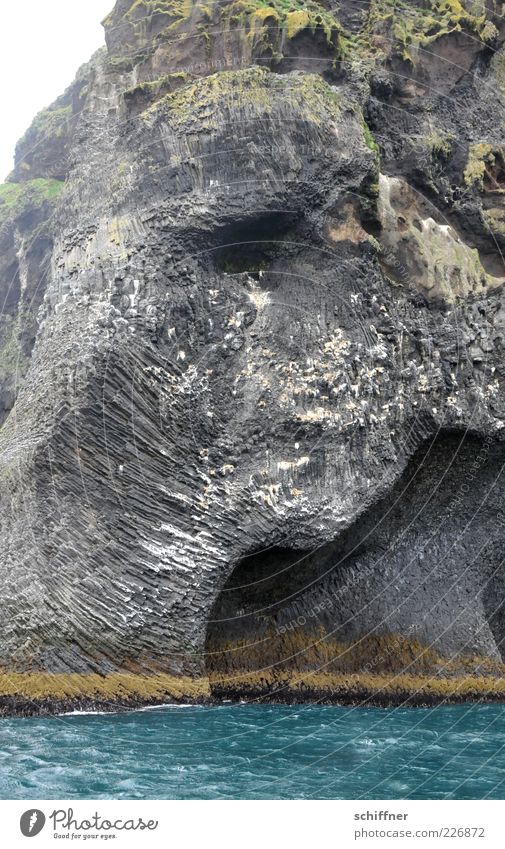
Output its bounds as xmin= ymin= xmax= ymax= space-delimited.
xmin=2 ymin=0 xmax=505 ymax=709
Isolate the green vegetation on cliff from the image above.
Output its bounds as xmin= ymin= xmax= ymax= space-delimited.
xmin=365 ymin=0 xmax=491 ymax=64
xmin=104 ymin=0 xmax=499 ymax=85
xmin=17 ymin=105 xmax=72 ymax=155
xmin=0 ymin=179 xmax=65 ymax=229
xmin=360 ymin=113 xmax=380 ymax=155
xmin=483 ymin=206 xmax=505 ymax=236
xmin=123 ymin=71 xmax=190 ymax=106
xmin=117 ymin=0 xmax=342 ymax=40
xmin=144 ymin=65 xmax=342 ymax=128
xmin=227 ymin=0 xmax=343 ymax=51
xmin=491 ymin=49 xmax=505 ymax=96
xmin=0 ymin=315 xmax=28 ymax=388
xmin=423 ymin=129 xmax=455 ymax=158
xmin=106 ymin=0 xmax=347 ymax=66
xmin=464 ymin=144 xmax=505 ymax=191
xmin=29 ymin=105 xmax=72 ymax=139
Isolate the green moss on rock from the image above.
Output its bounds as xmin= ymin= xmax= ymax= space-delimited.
xmin=464 ymin=143 xmax=505 ymax=190
xmin=0 ymin=179 xmax=65 ymax=229
xmin=0 ymin=315 xmax=28 ymax=381
xmin=361 ymin=115 xmax=380 ymax=155
xmin=18 ymin=105 xmax=72 ymax=149
xmin=122 ymin=0 xmax=193 ymax=22
xmin=143 ymin=66 xmax=342 ymax=129
xmin=115 ymin=0 xmax=195 ymax=41
xmin=123 ymin=71 xmax=190 ymax=104
xmin=490 ymin=49 xmax=505 ymax=103
xmin=366 ymin=0 xmax=489 ymax=65
xmin=424 ymin=129 xmax=455 ymax=158
xmin=106 ymin=0 xmax=346 ymax=70
xmin=229 ymin=0 xmax=344 ymax=55
xmin=483 ymin=207 xmax=505 ymax=236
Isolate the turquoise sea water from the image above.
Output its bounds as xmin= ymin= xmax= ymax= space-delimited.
xmin=1 ymin=703 xmax=504 ymax=800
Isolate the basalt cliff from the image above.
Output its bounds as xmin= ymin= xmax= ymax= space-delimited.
xmin=2 ymin=0 xmax=505 ymax=713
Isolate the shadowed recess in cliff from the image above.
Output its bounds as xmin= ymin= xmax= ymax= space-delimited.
xmin=205 ymin=431 xmax=505 ymax=691
xmin=482 ymin=551 xmax=505 ymax=661
xmin=211 ymin=211 xmax=299 ymax=275
xmin=204 ymin=542 xmax=342 ymax=683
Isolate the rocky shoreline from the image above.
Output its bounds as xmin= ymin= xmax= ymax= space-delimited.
xmin=2 ymin=671 xmax=505 ymax=717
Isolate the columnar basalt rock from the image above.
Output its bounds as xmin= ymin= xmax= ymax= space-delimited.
xmin=1 ymin=0 xmax=505 ymax=712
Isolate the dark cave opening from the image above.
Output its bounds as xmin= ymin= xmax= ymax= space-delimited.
xmin=205 ymin=432 xmax=505 ymax=685
xmin=206 ymin=546 xmax=323 ymax=646
xmin=204 ymin=541 xmax=345 ymax=681
xmin=481 ymin=546 xmax=505 ymax=661
xmin=212 ymin=212 xmax=298 ymax=276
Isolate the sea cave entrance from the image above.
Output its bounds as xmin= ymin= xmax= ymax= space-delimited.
xmin=204 ymin=433 xmax=505 ymax=696
xmin=204 ymin=543 xmax=333 ymax=685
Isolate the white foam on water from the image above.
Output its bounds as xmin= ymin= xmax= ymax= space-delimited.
xmin=58 ymin=703 xmax=200 ymax=717
xmin=57 ymin=710 xmax=112 ymax=717
xmin=138 ymin=703 xmax=200 ymax=711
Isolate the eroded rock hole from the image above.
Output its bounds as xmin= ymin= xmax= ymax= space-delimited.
xmin=482 ymin=546 xmax=505 ymax=661
xmin=205 ymin=543 xmax=340 ymax=680
xmin=205 ymin=433 xmax=505 ymax=695
xmin=213 ymin=213 xmax=298 ymax=277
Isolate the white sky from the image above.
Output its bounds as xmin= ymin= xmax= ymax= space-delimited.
xmin=0 ymin=0 xmax=114 ymax=180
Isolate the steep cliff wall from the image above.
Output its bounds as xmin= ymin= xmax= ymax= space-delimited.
xmin=2 ymin=0 xmax=505 ymax=712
